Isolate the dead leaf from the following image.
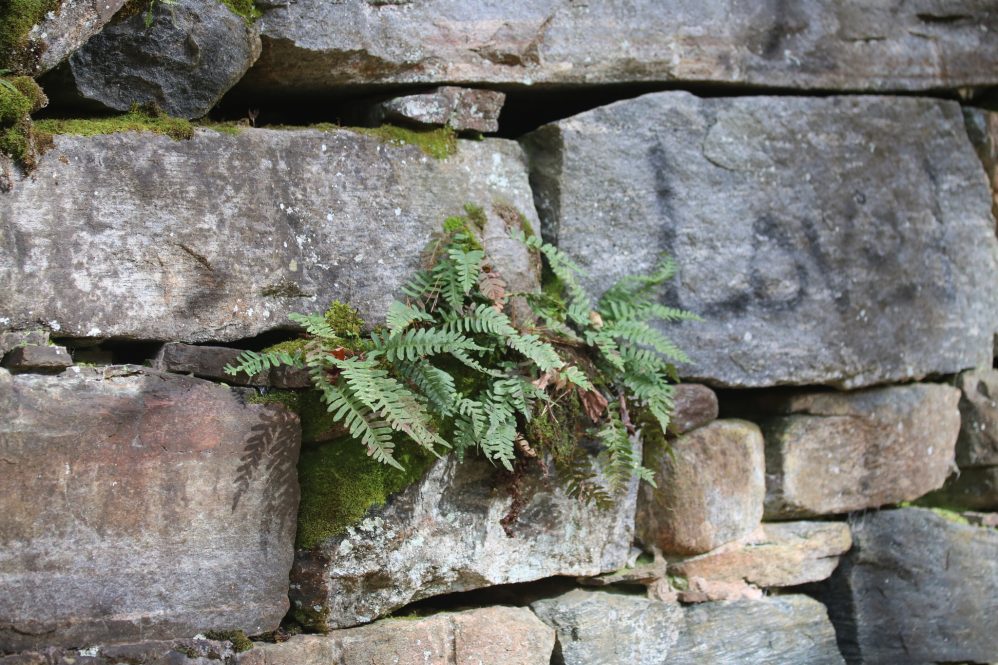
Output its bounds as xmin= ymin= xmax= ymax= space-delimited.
xmin=580 ymin=388 xmax=609 ymax=423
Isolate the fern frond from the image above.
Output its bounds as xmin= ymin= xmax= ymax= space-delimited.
xmin=507 ymin=332 xmax=564 ymax=372
xmin=450 ymin=349 xmax=508 ymax=377
xmin=315 ymin=379 xmax=402 ymax=470
xmin=401 ymin=270 xmax=438 ymax=302
xmin=332 ymin=356 xmax=448 ymax=453
xmin=604 ymin=300 xmax=701 ymax=325
xmin=478 ymin=267 xmax=507 ymax=310
xmin=599 ymin=255 xmax=676 ymax=307
xmin=560 ymin=365 xmax=594 ymax=391
xmin=512 ymin=229 xmax=592 ymax=326
xmin=597 ymin=406 xmax=655 ymax=491
xmin=224 ymin=349 xmax=303 ymax=377
xmin=386 ymin=301 xmax=434 ymax=333
xmin=604 ymin=320 xmax=690 ymax=364
xmin=288 ymin=312 xmax=340 ymax=340
xmin=372 ymin=327 xmax=485 ymax=363
xmin=396 ymin=359 xmax=458 ymax=416
xmin=448 ymin=247 xmax=484 ymax=294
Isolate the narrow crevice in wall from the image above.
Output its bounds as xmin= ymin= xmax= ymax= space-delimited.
xmin=386 ymin=576 xmax=582 ymax=618
xmin=55 ymin=338 xmax=163 ymax=366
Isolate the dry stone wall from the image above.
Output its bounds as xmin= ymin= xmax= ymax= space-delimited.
xmin=2 ymin=1 xmax=998 ymax=664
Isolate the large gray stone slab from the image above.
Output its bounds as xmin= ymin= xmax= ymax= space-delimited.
xmin=0 ymin=129 xmax=539 ymax=342
xmin=818 ymin=508 xmax=998 ymax=664
xmin=531 ymin=590 xmax=844 ymax=664
xmin=922 ymin=465 xmax=998 ymax=510
xmin=291 ymin=454 xmax=638 ymax=630
xmin=65 ymin=0 xmax=262 ymax=119
xmin=240 ymin=0 xmax=998 ymax=93
xmin=0 ymin=366 xmax=300 ymax=651
xmin=759 ymin=384 xmax=961 ymax=518
xmin=523 ymin=92 xmax=998 ymax=388
xmin=239 ymin=607 xmax=554 ymax=665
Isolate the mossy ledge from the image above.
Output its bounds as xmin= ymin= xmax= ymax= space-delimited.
xmin=0 ymin=0 xmax=61 ymax=72
xmin=296 ymin=437 xmax=436 ymax=550
xmin=35 ymin=105 xmax=194 ymax=140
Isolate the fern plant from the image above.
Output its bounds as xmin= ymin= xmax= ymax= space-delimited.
xmin=225 ymin=210 xmax=697 ymax=500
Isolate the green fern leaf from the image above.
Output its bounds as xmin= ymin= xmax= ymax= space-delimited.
xmin=386 ymin=301 xmax=434 ymax=333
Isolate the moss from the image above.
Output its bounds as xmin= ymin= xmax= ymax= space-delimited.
xmin=324 ymin=301 xmax=364 ymax=338
xmin=34 ymin=104 xmax=194 ymax=140
xmin=262 ymin=338 xmax=309 ymax=356
xmin=173 ymin=646 xmax=199 ymax=659
xmin=219 ymin=0 xmax=262 ymax=22
xmin=0 ymin=0 xmax=60 ymax=72
xmin=247 ymin=389 xmax=301 ymax=412
xmin=462 ymin=203 xmax=487 ymax=231
xmin=197 ymin=120 xmax=246 ymax=136
xmin=921 ymin=506 xmax=971 ymax=526
xmin=204 ymin=630 xmax=254 ymax=653
xmin=296 ymin=436 xmax=436 ymax=549
xmin=0 ymin=76 xmax=47 ymax=167
xmin=352 ymin=124 xmax=457 ymax=160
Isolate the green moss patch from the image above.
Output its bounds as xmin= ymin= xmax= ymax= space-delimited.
xmin=0 ymin=0 xmax=60 ymax=72
xmin=0 ymin=75 xmax=47 ymax=169
xmin=34 ymin=104 xmax=194 ymax=140
xmin=352 ymin=125 xmax=457 ymax=160
xmin=296 ymin=437 xmax=435 ymax=549
xmin=204 ymin=630 xmax=254 ymax=652
xmin=219 ymin=0 xmax=262 ymax=22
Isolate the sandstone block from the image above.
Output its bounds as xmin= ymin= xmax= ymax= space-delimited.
xmin=239 ymin=607 xmax=554 ymax=665
xmin=636 ymin=419 xmax=764 ymax=554
xmin=0 ymin=366 xmax=300 ymax=651
xmin=1 ymin=345 xmax=71 ymax=373
xmin=291 ymin=453 xmax=638 ymax=630
xmin=964 ymin=107 xmax=998 ymax=220
xmin=760 ymin=384 xmax=961 ymax=518
xmin=0 ymin=130 xmax=539 ymax=343
xmin=669 ymin=521 xmax=852 ymax=588
xmin=522 ymin=92 xmax=998 ymax=388
xmin=0 ymin=331 xmax=48 ymax=356
xmin=818 ymin=508 xmax=998 ymax=664
xmin=240 ymin=0 xmax=998 ymax=93
xmin=531 ymin=590 xmax=844 ymax=664
xmin=64 ymin=0 xmax=261 ymax=119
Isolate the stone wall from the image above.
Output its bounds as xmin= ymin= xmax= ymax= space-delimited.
xmin=1 ymin=2 xmax=997 ymax=664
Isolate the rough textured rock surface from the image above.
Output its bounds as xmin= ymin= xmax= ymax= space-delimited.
xmin=152 ymin=342 xmax=310 ymax=388
xmin=523 ymin=92 xmax=998 ymax=388
xmin=0 ymin=345 xmax=71 ymax=373
xmin=0 ymin=366 xmax=300 ymax=651
xmin=954 ymin=368 xmax=998 ymax=466
xmin=0 ymin=637 xmax=238 ymax=665
xmin=369 ymin=87 xmax=506 ymax=133
xmin=240 ymin=0 xmax=998 ymax=93
xmin=531 ymin=590 xmax=844 ymax=664
xmin=759 ymin=384 xmax=961 ymax=518
xmin=922 ymin=466 xmax=998 ymax=510
xmin=239 ymin=607 xmax=554 ymax=665
xmin=291 ymin=454 xmax=638 ymax=630
xmin=964 ymin=107 xmax=998 ymax=220
xmin=0 ymin=129 xmax=539 ymax=342
xmin=669 ymin=521 xmax=852 ymax=588
xmin=5 ymin=0 xmax=128 ymax=75
xmin=0 ymin=331 xmax=48 ymax=356
xmin=64 ymin=0 xmax=261 ymax=119
xmin=670 ymin=383 xmax=718 ymax=435
xmin=637 ymin=419 xmax=764 ymax=554
xmin=818 ymin=508 xmax=998 ymax=665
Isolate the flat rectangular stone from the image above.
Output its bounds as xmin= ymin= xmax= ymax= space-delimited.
xmin=759 ymin=384 xmax=960 ymax=518
xmin=523 ymin=92 xmax=998 ymax=388
xmin=669 ymin=521 xmax=852 ymax=588
xmin=0 ymin=129 xmax=540 ymax=343
xmin=1 ymin=345 xmax=72 ymax=373
xmin=241 ymin=1 xmax=998 ymax=93
xmin=531 ymin=590 xmax=844 ymax=664
xmin=0 ymin=366 xmax=301 ymax=651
